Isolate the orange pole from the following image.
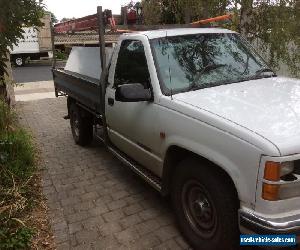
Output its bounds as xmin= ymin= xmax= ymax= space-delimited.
xmin=115 ymin=29 xmax=135 ymax=33
xmin=113 ymin=14 xmax=232 ymax=33
xmin=191 ymin=14 xmax=232 ymax=25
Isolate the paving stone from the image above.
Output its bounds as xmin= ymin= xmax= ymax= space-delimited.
xmin=102 ymin=209 xmax=125 ymax=222
xmin=69 ymin=222 xmax=83 ymax=234
xmin=139 ymin=207 xmax=160 ymax=220
xmin=56 ymin=241 xmax=70 ymax=250
xmin=17 ymin=97 xmax=189 ymax=249
xmin=81 ymin=216 xmax=104 ymax=231
xmin=119 ymin=214 xmax=142 ymax=228
xmin=135 ymin=233 xmax=161 ymax=249
xmin=75 ymin=229 xmax=100 ymax=244
xmin=107 ymin=199 xmax=127 ymax=211
xmin=135 ymin=219 xmax=161 ymax=235
xmin=66 ymin=211 xmax=90 ymax=223
xmin=88 ymin=204 xmax=109 ymax=216
xmin=80 ymin=191 xmax=99 ymax=201
xmin=123 ymin=203 xmax=143 ymax=216
xmin=99 ymin=222 xmax=123 ymax=236
xmin=155 ymin=238 xmax=182 ymax=250
xmin=111 ymin=190 xmax=130 ymax=200
xmin=115 ymin=227 xmax=141 ymax=245
xmin=154 ymin=225 xmax=180 ymax=242
xmin=73 ymin=201 xmax=95 ymax=212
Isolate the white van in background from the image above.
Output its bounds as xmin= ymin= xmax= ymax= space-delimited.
xmin=10 ymin=14 xmax=52 ymax=66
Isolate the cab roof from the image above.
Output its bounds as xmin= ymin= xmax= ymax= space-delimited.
xmin=122 ymin=28 xmax=236 ymax=40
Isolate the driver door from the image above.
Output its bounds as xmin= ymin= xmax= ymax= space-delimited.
xmin=105 ymin=39 xmax=162 ymax=176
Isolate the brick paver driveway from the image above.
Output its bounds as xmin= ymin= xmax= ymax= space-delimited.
xmin=18 ymin=97 xmax=190 ymax=250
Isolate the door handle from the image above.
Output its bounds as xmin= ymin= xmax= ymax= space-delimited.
xmin=108 ymin=97 xmax=114 ymax=106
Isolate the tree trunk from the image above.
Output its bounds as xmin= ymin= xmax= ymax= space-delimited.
xmin=0 ymin=53 xmax=15 ymax=106
xmin=184 ymin=7 xmax=191 ymax=23
xmin=239 ymin=0 xmax=253 ymax=36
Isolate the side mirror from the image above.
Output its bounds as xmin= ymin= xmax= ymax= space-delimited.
xmin=115 ymin=83 xmax=152 ymax=102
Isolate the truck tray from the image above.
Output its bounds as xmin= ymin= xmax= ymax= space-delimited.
xmin=53 ymin=68 xmax=102 ymax=115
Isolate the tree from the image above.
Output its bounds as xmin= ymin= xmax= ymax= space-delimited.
xmin=142 ymin=0 xmax=299 ymax=77
xmin=0 ymin=0 xmax=44 ymax=77
xmin=60 ymin=17 xmax=76 ymax=23
xmin=141 ymin=0 xmax=229 ymax=24
xmin=237 ymin=0 xmax=299 ymax=76
xmin=47 ymin=11 xmax=58 ymax=25
xmin=141 ymin=0 xmax=162 ymax=24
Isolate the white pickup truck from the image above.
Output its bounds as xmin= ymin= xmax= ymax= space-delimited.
xmin=53 ymin=28 xmax=300 ymax=249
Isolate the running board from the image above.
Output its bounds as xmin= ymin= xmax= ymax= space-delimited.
xmin=95 ymin=133 xmax=162 ymax=192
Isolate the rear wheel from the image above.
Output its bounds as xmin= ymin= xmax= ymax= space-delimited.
xmin=172 ymin=157 xmax=239 ymax=250
xmin=14 ymin=56 xmax=25 ymax=67
xmin=70 ymin=103 xmax=93 ymax=146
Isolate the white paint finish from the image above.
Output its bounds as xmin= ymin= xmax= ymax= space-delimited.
xmin=106 ymin=36 xmax=163 ymax=176
xmin=10 ymin=27 xmax=39 ymax=54
xmin=106 ymin=33 xmax=300 ymax=211
xmin=65 ymin=47 xmax=113 ymax=80
xmin=173 ymin=76 xmax=300 ymax=156
xmin=63 ymin=29 xmax=300 ymax=227
xmin=122 ymin=28 xmax=235 ymax=40
xmin=156 ymin=95 xmax=263 ymax=206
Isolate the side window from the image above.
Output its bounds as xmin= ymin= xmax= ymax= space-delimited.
xmin=114 ymin=40 xmax=150 ymax=88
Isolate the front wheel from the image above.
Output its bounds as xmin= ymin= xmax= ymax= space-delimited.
xmin=172 ymin=157 xmax=239 ymax=250
xmin=70 ymin=103 xmax=93 ymax=146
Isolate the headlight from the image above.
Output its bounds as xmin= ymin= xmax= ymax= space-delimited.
xmin=262 ymin=161 xmax=297 ymax=201
xmin=264 ymin=161 xmax=294 ymax=181
xmin=280 ymin=161 xmax=294 ymax=177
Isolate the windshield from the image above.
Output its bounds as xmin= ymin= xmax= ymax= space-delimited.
xmin=151 ymin=33 xmax=275 ymax=95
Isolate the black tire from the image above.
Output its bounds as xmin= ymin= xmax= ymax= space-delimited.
xmin=172 ymin=157 xmax=239 ymax=250
xmin=70 ymin=103 xmax=93 ymax=146
xmin=14 ymin=56 xmax=25 ymax=67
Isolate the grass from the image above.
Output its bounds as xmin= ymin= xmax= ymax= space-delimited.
xmin=0 ymin=99 xmax=37 ymax=249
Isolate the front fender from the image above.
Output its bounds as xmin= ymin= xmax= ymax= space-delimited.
xmin=162 ymin=133 xmax=261 ymax=208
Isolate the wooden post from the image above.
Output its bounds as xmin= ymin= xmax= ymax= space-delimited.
xmin=50 ymin=13 xmax=57 ymax=69
xmin=97 ymin=6 xmax=106 ymax=71
xmin=51 ymin=27 xmax=56 ymax=69
xmin=121 ymin=7 xmax=128 ymax=25
xmin=96 ymin=6 xmax=110 ymax=145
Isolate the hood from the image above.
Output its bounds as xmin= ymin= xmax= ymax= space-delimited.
xmin=174 ymin=76 xmax=300 ymax=156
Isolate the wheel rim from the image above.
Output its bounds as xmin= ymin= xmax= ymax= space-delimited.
xmin=15 ymin=58 xmax=23 ymax=66
xmin=181 ymin=179 xmax=217 ymax=238
xmin=72 ymin=112 xmax=80 ymax=137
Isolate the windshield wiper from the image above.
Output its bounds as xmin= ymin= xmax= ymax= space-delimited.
xmin=254 ymin=68 xmax=277 ymax=78
xmin=188 ymin=64 xmax=226 ymax=91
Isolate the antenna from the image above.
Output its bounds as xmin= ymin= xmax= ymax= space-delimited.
xmin=166 ymin=31 xmax=173 ymax=100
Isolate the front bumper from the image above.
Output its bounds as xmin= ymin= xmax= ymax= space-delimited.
xmin=239 ymin=209 xmax=300 ymax=235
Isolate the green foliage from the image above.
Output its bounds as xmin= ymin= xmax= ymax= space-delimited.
xmin=0 ymin=226 xmax=34 ymax=250
xmin=141 ymin=0 xmax=229 ymax=24
xmin=0 ymin=96 xmax=14 ymax=133
xmin=0 ymin=130 xmax=35 ymax=185
xmin=0 ymin=0 xmax=44 ymax=76
xmin=142 ymin=0 xmax=300 ymax=77
xmin=47 ymin=11 xmax=58 ymax=25
xmin=55 ymin=50 xmax=68 ymax=60
xmin=142 ymin=0 xmax=162 ymax=24
xmin=239 ymin=0 xmax=300 ymax=76
xmin=0 ymin=100 xmax=36 ymax=249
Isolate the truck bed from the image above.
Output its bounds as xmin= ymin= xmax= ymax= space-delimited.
xmin=53 ymin=68 xmax=102 ymax=114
